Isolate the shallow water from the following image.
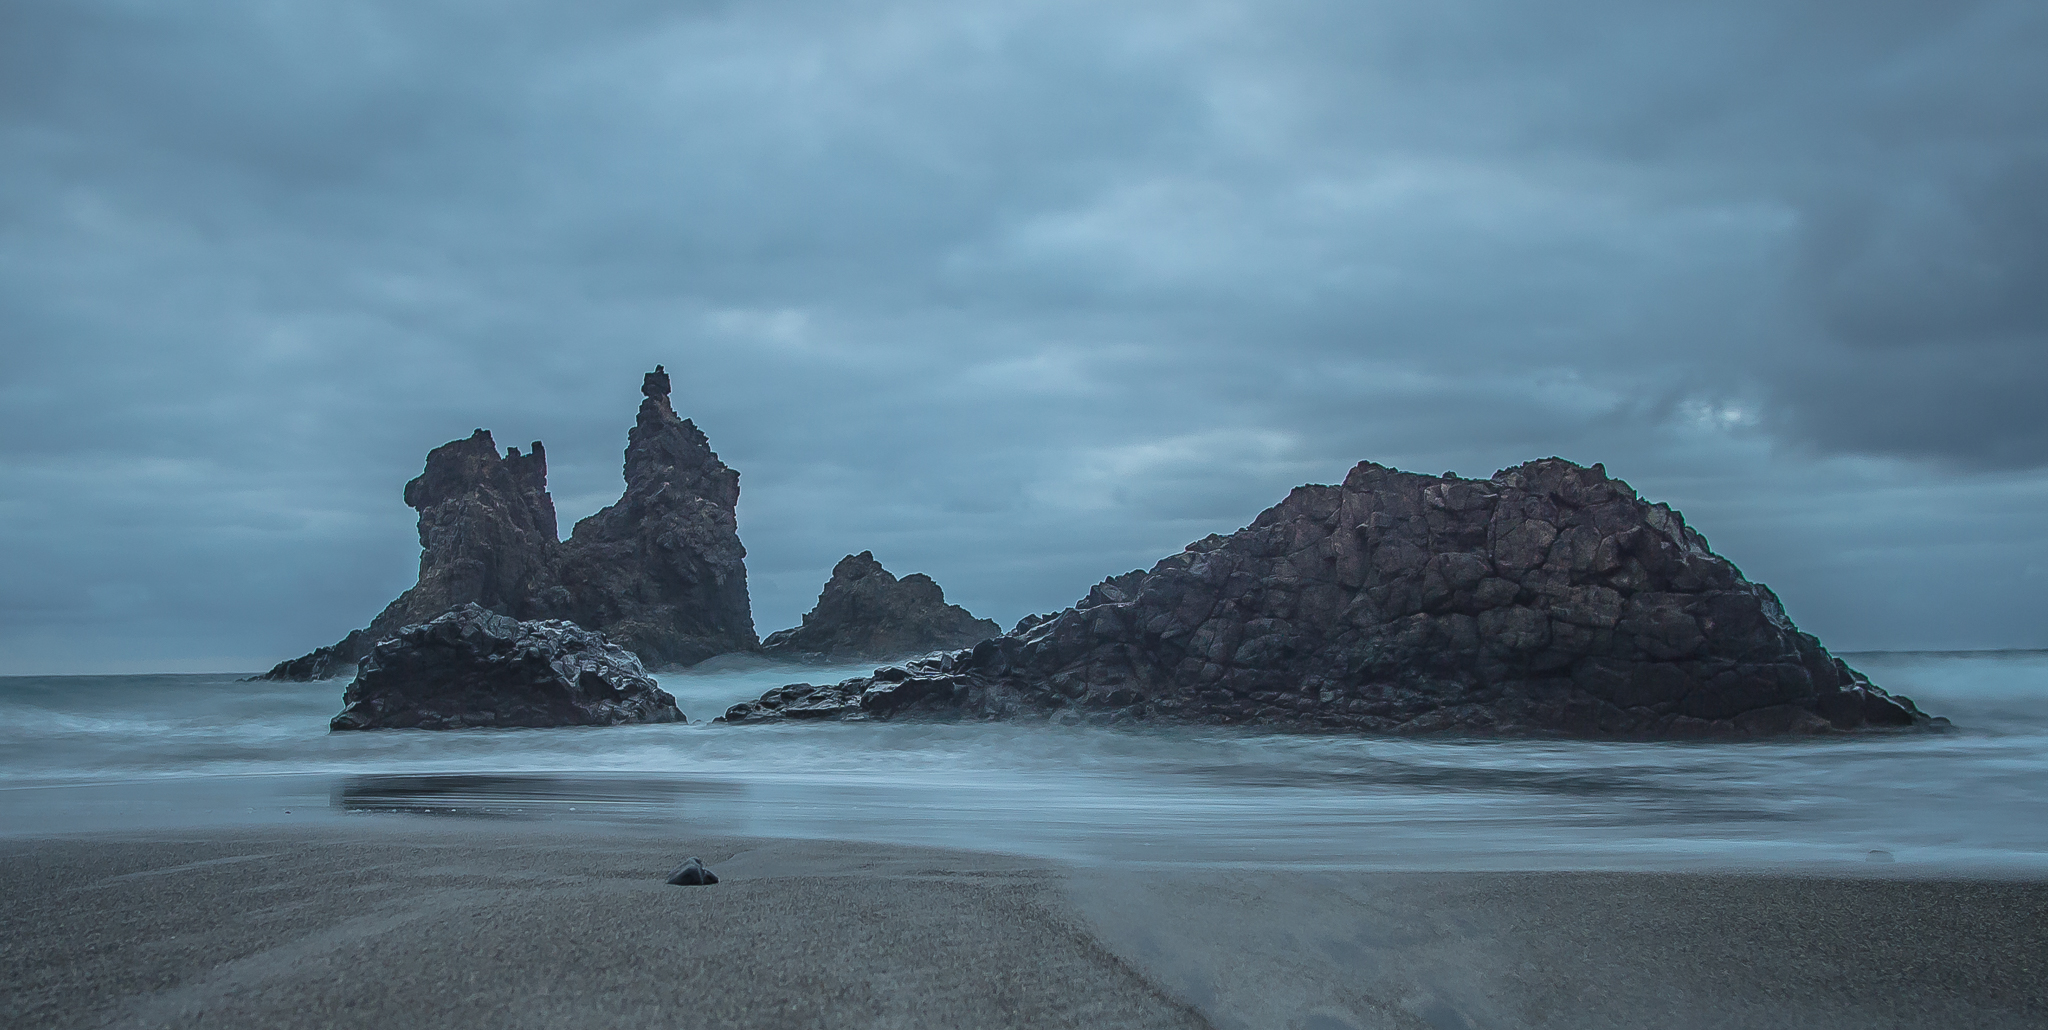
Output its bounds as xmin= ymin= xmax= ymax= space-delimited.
xmin=3 ymin=651 xmax=2044 ymax=872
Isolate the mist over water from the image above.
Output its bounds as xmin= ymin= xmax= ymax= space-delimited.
xmin=3 ymin=651 xmax=2044 ymax=872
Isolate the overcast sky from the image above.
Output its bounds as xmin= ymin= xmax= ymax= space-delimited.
xmin=3 ymin=0 xmax=2044 ymax=674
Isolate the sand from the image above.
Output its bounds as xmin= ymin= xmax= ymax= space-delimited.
xmin=3 ymin=822 xmax=2043 ymax=1030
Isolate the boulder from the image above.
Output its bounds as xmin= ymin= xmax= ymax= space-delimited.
xmin=761 ymin=551 xmax=1001 ymax=660
xmin=329 ymin=604 xmax=684 ymax=730
xmin=260 ymin=367 xmax=758 ymax=679
xmin=721 ymin=458 xmax=1946 ymax=738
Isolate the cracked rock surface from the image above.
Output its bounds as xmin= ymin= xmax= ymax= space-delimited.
xmin=724 ymin=459 xmax=1943 ymax=738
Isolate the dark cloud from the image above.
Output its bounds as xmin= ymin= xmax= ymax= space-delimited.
xmin=3 ymin=0 xmax=2045 ymax=672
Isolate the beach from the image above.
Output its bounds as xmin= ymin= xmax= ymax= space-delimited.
xmin=6 ymin=823 xmax=2043 ymax=1030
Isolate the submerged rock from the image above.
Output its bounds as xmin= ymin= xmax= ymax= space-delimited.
xmin=329 ymin=604 xmax=684 ymax=730
xmin=722 ymin=458 xmax=1945 ymax=738
xmin=260 ymin=366 xmax=758 ymax=679
xmin=760 ymin=551 xmax=1001 ymax=661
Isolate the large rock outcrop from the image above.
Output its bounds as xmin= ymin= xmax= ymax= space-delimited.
xmin=331 ymin=604 xmax=683 ymax=730
xmin=528 ymin=368 xmax=758 ymax=667
xmin=722 ymin=458 xmax=1944 ymax=738
xmin=761 ymin=551 xmax=1001 ymax=660
xmin=260 ymin=367 xmax=758 ymax=679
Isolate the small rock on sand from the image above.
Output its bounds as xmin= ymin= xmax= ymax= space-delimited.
xmin=668 ymin=857 xmax=718 ymax=885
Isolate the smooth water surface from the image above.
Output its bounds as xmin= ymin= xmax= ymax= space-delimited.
xmin=3 ymin=651 xmax=2044 ymax=872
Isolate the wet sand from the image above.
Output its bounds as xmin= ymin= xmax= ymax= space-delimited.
xmin=3 ymin=823 xmax=2043 ymax=1030
xmin=1069 ymin=867 xmax=2048 ymax=1030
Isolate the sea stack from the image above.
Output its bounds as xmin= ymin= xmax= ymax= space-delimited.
xmin=535 ymin=366 xmax=758 ymax=666
xmin=259 ymin=367 xmax=758 ymax=678
xmin=761 ymin=551 xmax=1001 ymax=660
xmin=722 ymin=458 xmax=1943 ymax=738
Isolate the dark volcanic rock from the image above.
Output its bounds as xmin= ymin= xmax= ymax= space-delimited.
xmin=255 ymin=630 xmax=368 ymax=682
xmin=722 ymin=459 xmax=1945 ymax=738
xmin=533 ymin=369 xmax=758 ymax=667
xmin=254 ymin=431 xmax=559 ymax=681
xmin=260 ymin=367 xmax=757 ymax=679
xmin=330 ymin=604 xmax=683 ymax=730
xmin=760 ymin=551 xmax=1001 ymax=661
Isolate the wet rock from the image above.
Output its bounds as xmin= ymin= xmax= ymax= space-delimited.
xmin=260 ymin=367 xmax=758 ymax=679
xmin=666 ymin=857 xmax=718 ymax=885
xmin=723 ymin=458 xmax=1946 ymax=739
xmin=760 ymin=551 xmax=1001 ymax=661
xmin=329 ymin=604 xmax=684 ymax=730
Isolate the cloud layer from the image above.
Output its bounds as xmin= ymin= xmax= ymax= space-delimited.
xmin=3 ymin=0 xmax=2044 ymax=672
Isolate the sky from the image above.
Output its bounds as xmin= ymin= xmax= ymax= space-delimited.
xmin=2 ymin=0 xmax=2045 ymax=674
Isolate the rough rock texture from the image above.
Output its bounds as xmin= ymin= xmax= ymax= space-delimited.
xmin=330 ymin=604 xmax=683 ymax=730
xmin=530 ymin=370 xmax=758 ymax=667
xmin=761 ymin=551 xmax=1001 ymax=660
xmin=260 ymin=367 xmax=757 ymax=679
xmin=723 ymin=459 xmax=1944 ymax=738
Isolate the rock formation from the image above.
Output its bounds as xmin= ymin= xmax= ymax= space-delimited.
xmin=722 ymin=458 xmax=1944 ymax=738
xmin=259 ymin=366 xmax=757 ymax=679
xmin=531 ymin=367 xmax=758 ymax=667
xmin=330 ymin=604 xmax=684 ymax=730
xmin=761 ymin=551 xmax=1001 ymax=660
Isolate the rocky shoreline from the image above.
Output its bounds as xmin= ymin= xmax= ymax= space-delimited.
xmin=722 ymin=459 xmax=1941 ymax=737
xmin=260 ymin=366 xmax=755 ymax=680
xmin=257 ymin=368 xmax=1944 ymax=737
xmin=760 ymin=551 xmax=1000 ymax=661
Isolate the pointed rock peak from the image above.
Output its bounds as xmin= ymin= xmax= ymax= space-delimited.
xmin=832 ymin=551 xmax=892 ymax=584
xmin=619 ymin=364 xmax=729 ymax=504
xmin=547 ymin=365 xmax=756 ymax=665
xmin=260 ymin=366 xmax=756 ymax=681
xmin=404 ymin=429 xmax=509 ymax=509
xmin=760 ymin=552 xmax=999 ymax=660
xmin=643 ymin=364 xmax=671 ymax=399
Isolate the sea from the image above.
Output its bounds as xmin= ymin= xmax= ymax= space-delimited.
xmin=3 ymin=651 xmax=2044 ymax=873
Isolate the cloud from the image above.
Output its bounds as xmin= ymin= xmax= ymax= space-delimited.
xmin=2 ymin=0 xmax=2045 ymax=671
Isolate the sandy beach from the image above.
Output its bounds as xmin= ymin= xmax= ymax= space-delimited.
xmin=3 ymin=822 xmax=2043 ymax=1030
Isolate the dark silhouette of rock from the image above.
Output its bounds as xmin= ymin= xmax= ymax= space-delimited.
xmin=259 ymin=368 xmax=757 ymax=679
xmin=666 ymin=857 xmax=718 ymax=885
xmin=722 ymin=458 xmax=1945 ymax=738
xmin=643 ymin=364 xmax=671 ymax=398
xmin=330 ymin=604 xmax=683 ymax=730
xmin=255 ymin=630 xmax=368 ymax=682
xmin=532 ymin=371 xmax=758 ymax=667
xmin=760 ymin=551 xmax=1001 ymax=660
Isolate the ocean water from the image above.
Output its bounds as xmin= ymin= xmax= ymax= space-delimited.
xmin=2 ymin=651 xmax=2043 ymax=873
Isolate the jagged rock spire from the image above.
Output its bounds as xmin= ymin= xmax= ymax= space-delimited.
xmin=258 ymin=367 xmax=757 ymax=679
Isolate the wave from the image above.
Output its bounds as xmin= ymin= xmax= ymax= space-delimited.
xmin=2 ymin=653 xmax=2044 ymax=871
